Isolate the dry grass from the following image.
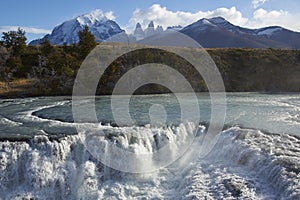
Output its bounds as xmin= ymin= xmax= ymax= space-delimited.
xmin=0 ymin=79 xmax=36 ymax=97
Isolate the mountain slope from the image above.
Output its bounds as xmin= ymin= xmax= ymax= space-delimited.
xmin=180 ymin=17 xmax=300 ymax=48
xmin=30 ymin=10 xmax=124 ymax=45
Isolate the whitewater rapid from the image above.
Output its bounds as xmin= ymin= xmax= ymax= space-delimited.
xmin=0 ymin=125 xmax=299 ymax=199
xmin=0 ymin=93 xmax=300 ymax=199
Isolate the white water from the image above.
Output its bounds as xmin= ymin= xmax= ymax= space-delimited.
xmin=0 ymin=93 xmax=300 ymax=199
xmin=1 ymin=126 xmax=299 ymax=199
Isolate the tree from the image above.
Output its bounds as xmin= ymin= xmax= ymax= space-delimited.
xmin=77 ymin=25 xmax=97 ymax=59
xmin=1 ymin=28 xmax=27 ymax=56
xmin=1 ymin=28 xmax=27 ymax=78
xmin=40 ymin=37 xmax=53 ymax=55
xmin=0 ymin=46 xmax=10 ymax=81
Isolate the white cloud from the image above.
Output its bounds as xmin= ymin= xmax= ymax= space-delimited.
xmin=87 ymin=9 xmax=116 ymax=21
xmin=125 ymin=4 xmax=300 ymax=33
xmin=253 ymin=8 xmax=288 ymax=23
xmin=104 ymin=11 xmax=116 ymax=21
xmin=245 ymin=8 xmax=300 ymax=31
xmin=0 ymin=26 xmax=51 ymax=34
xmin=126 ymin=4 xmax=248 ymax=33
xmin=252 ymin=0 xmax=268 ymax=9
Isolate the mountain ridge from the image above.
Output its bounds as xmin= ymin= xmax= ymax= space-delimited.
xmin=180 ymin=17 xmax=300 ymax=48
xmin=30 ymin=11 xmax=300 ymax=49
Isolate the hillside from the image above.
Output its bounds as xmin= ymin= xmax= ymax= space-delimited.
xmin=1 ymin=43 xmax=300 ymax=97
xmin=208 ymin=48 xmax=300 ymax=92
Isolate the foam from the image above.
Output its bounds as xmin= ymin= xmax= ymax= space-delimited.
xmin=0 ymin=126 xmax=300 ymax=199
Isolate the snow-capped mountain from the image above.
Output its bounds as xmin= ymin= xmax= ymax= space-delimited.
xmin=30 ymin=10 xmax=125 ymax=45
xmin=132 ymin=17 xmax=300 ymax=49
xmin=167 ymin=25 xmax=183 ymax=31
xmin=30 ymin=11 xmax=300 ymax=49
xmin=180 ymin=17 xmax=300 ymax=48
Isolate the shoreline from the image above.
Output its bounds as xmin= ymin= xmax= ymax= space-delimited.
xmin=1 ymin=79 xmax=300 ymax=99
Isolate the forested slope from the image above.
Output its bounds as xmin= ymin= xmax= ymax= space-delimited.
xmin=1 ymin=42 xmax=300 ymax=97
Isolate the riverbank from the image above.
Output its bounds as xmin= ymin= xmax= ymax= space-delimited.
xmin=1 ymin=48 xmax=300 ymax=98
xmin=0 ymin=79 xmax=37 ymax=98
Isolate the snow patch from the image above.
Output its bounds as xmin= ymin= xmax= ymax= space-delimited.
xmin=257 ymin=27 xmax=282 ymax=36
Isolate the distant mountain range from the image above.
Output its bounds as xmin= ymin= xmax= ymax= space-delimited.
xmin=30 ymin=10 xmax=300 ymax=49
xmin=180 ymin=17 xmax=300 ymax=49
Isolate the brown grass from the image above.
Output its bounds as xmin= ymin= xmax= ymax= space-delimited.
xmin=0 ymin=79 xmax=36 ymax=98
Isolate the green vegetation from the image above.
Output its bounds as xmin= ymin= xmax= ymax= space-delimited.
xmin=1 ymin=28 xmax=300 ymax=97
xmin=78 ymin=25 xmax=97 ymax=59
xmin=0 ymin=28 xmax=91 ymax=97
xmin=1 ymin=28 xmax=26 ymax=56
xmin=208 ymin=48 xmax=300 ymax=92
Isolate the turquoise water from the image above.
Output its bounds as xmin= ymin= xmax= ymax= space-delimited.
xmin=1 ymin=93 xmax=300 ymax=138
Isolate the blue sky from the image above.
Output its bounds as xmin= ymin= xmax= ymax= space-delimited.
xmin=1 ymin=0 xmax=300 ymax=42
